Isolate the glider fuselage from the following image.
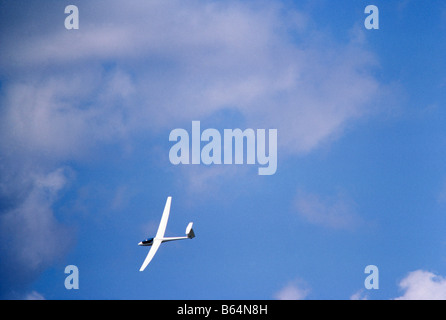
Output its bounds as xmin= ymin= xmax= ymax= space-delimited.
xmin=138 ymin=238 xmax=154 ymax=246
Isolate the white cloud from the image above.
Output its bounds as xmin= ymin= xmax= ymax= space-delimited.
xmin=394 ymin=270 xmax=446 ymax=300
xmin=294 ymin=189 xmax=361 ymax=230
xmin=274 ymin=280 xmax=310 ymax=300
xmin=0 ymin=69 xmax=135 ymax=162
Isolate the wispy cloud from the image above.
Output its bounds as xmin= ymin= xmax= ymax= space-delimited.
xmin=294 ymin=189 xmax=361 ymax=230
xmin=0 ymin=167 xmax=73 ymax=298
xmin=0 ymin=0 xmax=382 ymax=159
xmin=24 ymin=291 xmax=45 ymax=300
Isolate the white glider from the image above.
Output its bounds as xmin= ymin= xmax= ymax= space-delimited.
xmin=138 ymin=196 xmax=195 ymax=271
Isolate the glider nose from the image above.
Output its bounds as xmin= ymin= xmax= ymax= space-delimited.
xmin=138 ymin=241 xmax=143 ymax=246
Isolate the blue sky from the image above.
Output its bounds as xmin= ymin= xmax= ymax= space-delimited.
xmin=1 ymin=0 xmax=446 ymax=300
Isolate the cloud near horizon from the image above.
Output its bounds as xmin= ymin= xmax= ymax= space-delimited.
xmin=394 ymin=270 xmax=446 ymax=300
xmin=274 ymin=279 xmax=310 ymax=300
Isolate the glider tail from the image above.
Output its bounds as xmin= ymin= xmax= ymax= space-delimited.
xmin=186 ymin=222 xmax=195 ymax=239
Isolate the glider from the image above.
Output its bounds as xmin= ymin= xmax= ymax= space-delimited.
xmin=138 ymin=196 xmax=195 ymax=271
